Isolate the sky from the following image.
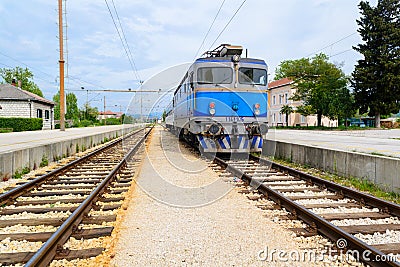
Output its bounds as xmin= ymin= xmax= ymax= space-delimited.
xmin=0 ymin=0 xmax=378 ymax=117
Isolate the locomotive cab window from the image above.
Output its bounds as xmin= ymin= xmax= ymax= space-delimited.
xmin=197 ymin=67 xmax=232 ymax=84
xmin=239 ymin=68 xmax=267 ymax=86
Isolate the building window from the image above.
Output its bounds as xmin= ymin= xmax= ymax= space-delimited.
xmin=301 ymin=115 xmax=306 ymax=123
xmin=273 ymin=113 xmax=276 ymax=122
xmin=279 ymin=113 xmax=282 ymax=122
xmin=37 ymin=109 xmax=43 ymax=118
xmin=45 ymin=110 xmax=50 ymax=120
xmin=272 ymin=95 xmax=276 ymax=105
xmin=279 ymin=95 xmax=282 ymax=104
xmin=285 ymin=93 xmax=288 ymax=104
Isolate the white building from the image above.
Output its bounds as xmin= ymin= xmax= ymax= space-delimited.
xmin=97 ymin=110 xmax=123 ymax=120
xmin=0 ymin=83 xmax=55 ymax=130
xmin=268 ymin=78 xmax=338 ymax=127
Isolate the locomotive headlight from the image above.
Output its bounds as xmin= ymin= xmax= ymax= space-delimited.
xmin=209 ymin=102 xmax=216 ymax=115
xmin=254 ymin=103 xmax=260 ymax=115
xmin=232 ymin=54 xmax=241 ymax=63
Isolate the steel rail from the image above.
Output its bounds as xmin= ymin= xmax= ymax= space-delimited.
xmin=25 ymin=126 xmax=153 ymax=267
xmin=213 ymin=156 xmax=400 ymax=267
xmin=251 ymin=155 xmax=400 ymax=218
xmin=0 ymin=127 xmax=143 ymax=206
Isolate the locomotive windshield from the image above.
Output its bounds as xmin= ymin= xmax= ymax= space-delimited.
xmin=239 ymin=68 xmax=267 ymax=86
xmin=197 ymin=67 xmax=233 ymax=84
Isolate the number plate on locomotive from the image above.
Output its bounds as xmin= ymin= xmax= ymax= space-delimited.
xmin=225 ymin=116 xmax=244 ymax=122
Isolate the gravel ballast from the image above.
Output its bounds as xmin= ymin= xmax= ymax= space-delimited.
xmin=110 ymin=126 xmax=353 ymax=266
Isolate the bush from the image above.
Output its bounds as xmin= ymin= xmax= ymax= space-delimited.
xmin=104 ymin=118 xmax=122 ymax=125
xmin=0 ymin=117 xmax=42 ymax=132
xmin=77 ymin=120 xmax=94 ymax=127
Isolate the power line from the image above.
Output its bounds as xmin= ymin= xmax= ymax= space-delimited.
xmin=104 ymin=0 xmax=141 ymax=82
xmin=0 ymin=55 xmax=56 ymax=86
xmin=329 ymin=48 xmax=354 ymax=58
xmin=0 ymin=62 xmax=13 ymax=68
xmin=67 ymin=75 xmax=105 ymax=88
xmin=208 ymin=0 xmax=247 ymax=50
xmin=111 ymin=0 xmax=141 ymax=82
xmin=193 ymin=0 xmax=226 ymax=60
xmin=0 ymin=51 xmax=55 ymax=80
xmin=306 ymin=32 xmax=357 ymax=57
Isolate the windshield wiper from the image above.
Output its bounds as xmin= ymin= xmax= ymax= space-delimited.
xmin=215 ymin=76 xmax=231 ymax=86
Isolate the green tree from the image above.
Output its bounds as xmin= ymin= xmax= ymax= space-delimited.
xmin=80 ymin=103 xmax=99 ymax=122
xmin=0 ymin=66 xmax=43 ymax=97
xmin=275 ymin=53 xmax=348 ymax=126
xmin=332 ymin=87 xmax=356 ymax=127
xmin=280 ymin=105 xmax=294 ymax=127
xmin=352 ymin=0 xmax=400 ymax=128
xmin=53 ymin=92 xmax=80 ymax=121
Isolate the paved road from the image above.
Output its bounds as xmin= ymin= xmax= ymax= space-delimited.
xmin=0 ymin=124 xmax=136 ymax=153
xmin=267 ymin=129 xmax=400 ymax=158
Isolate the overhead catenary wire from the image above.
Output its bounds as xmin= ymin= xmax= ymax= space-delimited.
xmin=0 ymin=51 xmax=55 ymax=80
xmin=208 ymin=0 xmax=247 ymax=50
xmin=193 ymin=0 xmax=226 ymax=60
xmin=111 ymin=0 xmax=141 ymax=82
xmin=0 ymin=53 xmax=57 ymax=86
xmin=104 ymin=0 xmax=141 ymax=83
xmin=306 ymin=32 xmax=357 ymax=58
xmin=67 ymin=75 xmax=107 ymax=89
xmin=329 ymin=48 xmax=354 ymax=58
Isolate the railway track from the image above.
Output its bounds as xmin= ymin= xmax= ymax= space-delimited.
xmin=208 ymin=154 xmax=400 ymax=266
xmin=0 ymin=126 xmax=152 ymax=266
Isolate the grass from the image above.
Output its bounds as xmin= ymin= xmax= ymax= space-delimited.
xmin=370 ymin=152 xmax=388 ymax=157
xmin=0 ymin=128 xmax=13 ymax=133
xmin=12 ymin=166 xmax=31 ymax=179
xmin=266 ymin=156 xmax=400 ymax=204
xmin=39 ymin=155 xmax=49 ymax=168
xmin=272 ymin=125 xmax=374 ymax=131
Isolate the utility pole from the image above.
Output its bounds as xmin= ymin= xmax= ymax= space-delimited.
xmin=139 ymin=80 xmax=143 ymax=122
xmin=58 ymin=0 xmax=65 ymax=131
xmin=103 ymin=95 xmax=106 ymax=125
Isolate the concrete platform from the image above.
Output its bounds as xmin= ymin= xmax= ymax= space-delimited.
xmin=0 ymin=125 xmax=138 ymax=153
xmin=264 ymin=129 xmax=400 ymax=193
xmin=0 ymin=124 xmax=139 ymax=179
xmin=268 ymin=129 xmax=400 ymax=158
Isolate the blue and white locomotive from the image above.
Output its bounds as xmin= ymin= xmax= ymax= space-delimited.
xmin=166 ymin=44 xmax=268 ymax=153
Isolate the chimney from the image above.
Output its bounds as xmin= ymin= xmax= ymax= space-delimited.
xmin=11 ymin=78 xmax=16 ymax=87
xmin=17 ymin=80 xmax=22 ymax=88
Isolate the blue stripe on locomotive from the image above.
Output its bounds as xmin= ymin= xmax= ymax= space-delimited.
xmin=194 ymin=91 xmax=267 ymax=117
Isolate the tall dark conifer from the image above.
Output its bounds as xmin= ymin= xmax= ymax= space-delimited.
xmin=352 ymin=0 xmax=400 ymax=127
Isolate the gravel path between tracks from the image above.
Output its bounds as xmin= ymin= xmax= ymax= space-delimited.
xmin=110 ymin=126 xmax=349 ymax=267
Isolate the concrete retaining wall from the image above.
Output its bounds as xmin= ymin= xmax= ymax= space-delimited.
xmin=263 ymin=140 xmax=400 ymax=194
xmin=0 ymin=126 xmax=137 ymax=179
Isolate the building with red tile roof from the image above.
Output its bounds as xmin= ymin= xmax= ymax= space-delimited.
xmin=268 ymin=78 xmax=337 ymax=127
